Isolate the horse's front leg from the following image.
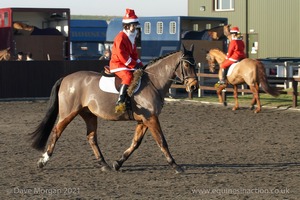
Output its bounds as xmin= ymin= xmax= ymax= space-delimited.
xmin=216 ymin=85 xmax=227 ymax=106
xmin=216 ymin=87 xmax=223 ymax=103
xmin=216 ymin=69 xmax=224 ymax=103
xmin=250 ymin=83 xmax=261 ymax=113
xmin=232 ymin=85 xmax=239 ymax=110
xmin=145 ymin=115 xmax=184 ymax=174
xmin=113 ymin=122 xmax=148 ymax=171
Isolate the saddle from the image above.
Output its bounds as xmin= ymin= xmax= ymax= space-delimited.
xmin=100 ymin=66 xmax=122 ymax=91
xmin=100 ymin=66 xmax=143 ymax=96
xmin=99 ymin=67 xmax=144 ymax=116
xmin=99 ymin=66 xmax=144 ymax=97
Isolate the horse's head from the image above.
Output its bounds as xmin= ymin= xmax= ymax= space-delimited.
xmin=224 ymin=24 xmax=231 ymax=39
xmin=13 ymin=22 xmax=34 ymax=32
xmin=206 ymin=49 xmax=227 ymax=73
xmin=206 ymin=50 xmax=217 ymax=73
xmin=176 ymin=44 xmax=198 ymax=92
xmin=0 ymin=48 xmax=11 ymax=61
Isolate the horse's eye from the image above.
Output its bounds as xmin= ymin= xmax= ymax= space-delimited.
xmin=184 ymin=62 xmax=190 ymax=68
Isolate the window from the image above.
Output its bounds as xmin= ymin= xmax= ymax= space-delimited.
xmin=144 ymin=22 xmax=151 ymax=34
xmin=215 ymin=0 xmax=234 ymax=11
xmin=169 ymin=21 xmax=176 ymax=34
xmin=4 ymin=12 xmax=9 ymax=26
xmin=64 ymin=25 xmax=69 ymax=35
xmin=157 ymin=22 xmax=163 ymax=34
xmin=193 ymin=24 xmax=199 ymax=31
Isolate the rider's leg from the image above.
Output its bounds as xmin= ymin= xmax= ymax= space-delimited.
xmin=115 ymin=71 xmax=132 ymax=113
xmin=218 ymin=59 xmax=232 ymax=85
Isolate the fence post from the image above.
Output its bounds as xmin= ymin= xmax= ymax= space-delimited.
xmin=188 ymin=91 xmax=193 ymax=100
xmin=198 ymin=63 xmax=203 ymax=97
xmin=292 ymin=79 xmax=298 ymax=107
xmin=285 ymin=61 xmax=291 ymax=89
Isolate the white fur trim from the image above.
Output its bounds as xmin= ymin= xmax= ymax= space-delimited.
xmin=125 ymin=57 xmax=132 ymax=66
xmin=110 ymin=67 xmax=136 ymax=73
xmin=122 ymin=18 xmax=139 ymax=24
xmin=228 ymin=58 xmax=238 ymax=62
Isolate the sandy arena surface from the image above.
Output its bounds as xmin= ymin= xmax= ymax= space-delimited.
xmin=0 ymin=100 xmax=299 ymax=199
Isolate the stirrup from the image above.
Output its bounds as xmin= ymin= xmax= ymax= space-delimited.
xmin=115 ymin=102 xmax=126 ymax=114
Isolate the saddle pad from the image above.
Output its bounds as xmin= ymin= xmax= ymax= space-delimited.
xmin=99 ymin=76 xmax=119 ymax=94
xmin=99 ymin=76 xmax=142 ymax=94
xmin=227 ymin=63 xmax=238 ymax=76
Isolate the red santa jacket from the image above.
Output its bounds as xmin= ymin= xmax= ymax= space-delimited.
xmin=109 ymin=31 xmax=142 ymax=73
xmin=226 ymin=39 xmax=246 ymax=62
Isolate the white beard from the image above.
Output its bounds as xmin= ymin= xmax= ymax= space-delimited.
xmin=123 ymin=29 xmax=137 ymax=46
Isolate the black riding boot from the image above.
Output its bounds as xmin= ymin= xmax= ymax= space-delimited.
xmin=115 ymin=84 xmax=128 ymax=113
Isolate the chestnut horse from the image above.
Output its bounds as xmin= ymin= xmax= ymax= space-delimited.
xmin=0 ymin=48 xmax=11 ymax=61
xmin=206 ymin=48 xmax=280 ymax=113
xmin=30 ymin=45 xmax=198 ymax=173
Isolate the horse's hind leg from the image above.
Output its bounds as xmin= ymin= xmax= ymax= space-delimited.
xmin=250 ymin=83 xmax=261 ymax=113
xmin=80 ymin=109 xmax=111 ymax=172
xmin=37 ymin=112 xmax=78 ymax=168
xmin=113 ymin=122 xmax=148 ymax=171
xmin=146 ymin=116 xmax=183 ymax=173
xmin=232 ymin=85 xmax=239 ymax=110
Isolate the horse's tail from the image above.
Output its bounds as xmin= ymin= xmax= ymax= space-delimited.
xmin=257 ymin=61 xmax=280 ymax=97
xmin=30 ymin=77 xmax=63 ymax=151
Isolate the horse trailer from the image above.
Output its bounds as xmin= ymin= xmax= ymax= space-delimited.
xmin=0 ymin=7 xmax=70 ymax=60
xmin=70 ymin=19 xmax=108 ymax=60
xmin=106 ymin=16 xmax=228 ymax=64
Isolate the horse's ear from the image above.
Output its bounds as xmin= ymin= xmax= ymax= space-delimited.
xmin=189 ymin=44 xmax=194 ymax=52
xmin=181 ymin=43 xmax=187 ymax=52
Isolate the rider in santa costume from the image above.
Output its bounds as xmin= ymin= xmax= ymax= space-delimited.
xmin=218 ymin=26 xmax=246 ymax=85
xmin=109 ymin=8 xmax=143 ymax=113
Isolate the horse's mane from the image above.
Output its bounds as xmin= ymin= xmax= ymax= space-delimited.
xmin=210 ymin=48 xmax=226 ymax=55
xmin=144 ymin=51 xmax=180 ymax=69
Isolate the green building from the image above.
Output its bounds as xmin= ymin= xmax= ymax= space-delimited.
xmin=188 ymin=0 xmax=300 ymax=59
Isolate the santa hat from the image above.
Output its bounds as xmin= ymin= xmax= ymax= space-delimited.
xmin=122 ymin=8 xmax=139 ymax=24
xmin=230 ymin=26 xmax=240 ymax=33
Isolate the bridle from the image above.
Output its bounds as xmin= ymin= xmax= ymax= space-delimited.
xmin=174 ymin=54 xmax=197 ymax=84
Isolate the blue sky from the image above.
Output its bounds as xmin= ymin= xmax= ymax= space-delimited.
xmin=1 ymin=0 xmax=187 ymax=16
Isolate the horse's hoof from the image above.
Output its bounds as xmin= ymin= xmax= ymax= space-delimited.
xmin=174 ymin=165 xmax=184 ymax=174
xmin=112 ymin=161 xmax=122 ymax=171
xmin=37 ymin=159 xmax=45 ymax=168
xmin=101 ymin=165 xmax=112 ymax=172
xmin=223 ymin=102 xmax=227 ymax=106
xmin=250 ymin=106 xmax=255 ymax=110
